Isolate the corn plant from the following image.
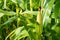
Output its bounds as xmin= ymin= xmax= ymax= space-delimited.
xmin=0 ymin=0 xmax=60 ymax=40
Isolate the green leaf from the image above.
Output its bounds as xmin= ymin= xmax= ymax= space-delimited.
xmin=11 ymin=0 xmax=29 ymax=10
xmin=15 ymin=30 xmax=29 ymax=40
xmin=51 ymin=24 xmax=60 ymax=33
xmin=21 ymin=11 xmax=38 ymax=15
xmin=0 ymin=13 xmax=4 ymax=18
xmin=5 ymin=26 xmax=29 ymax=40
xmin=54 ymin=1 xmax=60 ymax=18
xmin=11 ymin=0 xmax=17 ymax=3
xmin=0 ymin=16 xmax=18 ymax=29
xmin=3 ymin=0 xmax=10 ymax=10
xmin=0 ymin=9 xmax=16 ymax=16
xmin=32 ymin=0 xmax=41 ymax=9
xmin=43 ymin=0 xmax=54 ymax=26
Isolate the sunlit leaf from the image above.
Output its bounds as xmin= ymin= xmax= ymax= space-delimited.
xmin=43 ymin=0 xmax=54 ymax=26
xmin=21 ymin=11 xmax=38 ymax=15
xmin=15 ymin=30 xmax=29 ymax=40
xmin=5 ymin=26 xmax=29 ymax=40
xmin=0 ymin=13 xmax=4 ymax=17
xmin=0 ymin=9 xmax=16 ymax=16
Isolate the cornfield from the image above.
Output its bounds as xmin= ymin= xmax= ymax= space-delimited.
xmin=0 ymin=0 xmax=60 ymax=40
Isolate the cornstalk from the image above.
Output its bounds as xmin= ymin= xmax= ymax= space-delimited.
xmin=4 ymin=0 xmax=6 ymax=8
xmin=37 ymin=0 xmax=44 ymax=40
xmin=30 ymin=0 xmax=33 ymax=11
xmin=36 ymin=1 xmax=44 ymax=40
xmin=16 ymin=3 xmax=19 ymax=27
xmin=37 ymin=7 xmax=43 ymax=40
